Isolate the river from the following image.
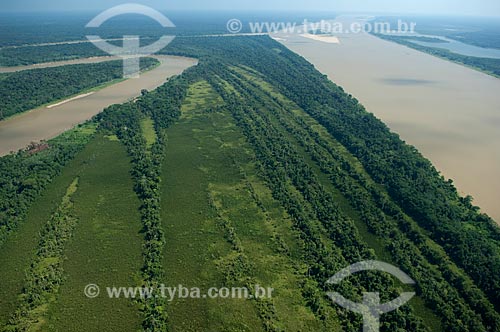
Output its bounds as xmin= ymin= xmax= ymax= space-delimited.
xmin=385 ymin=33 xmax=500 ymax=59
xmin=0 ymin=55 xmax=197 ymax=156
xmin=275 ymin=18 xmax=500 ymax=222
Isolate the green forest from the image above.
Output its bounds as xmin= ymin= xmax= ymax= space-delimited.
xmin=0 ymin=42 xmax=107 ymax=67
xmin=0 ymin=58 xmax=158 ymax=120
xmin=0 ymin=35 xmax=499 ymax=331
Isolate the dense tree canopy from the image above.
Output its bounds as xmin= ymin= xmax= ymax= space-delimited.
xmin=0 ymin=58 xmax=158 ymax=120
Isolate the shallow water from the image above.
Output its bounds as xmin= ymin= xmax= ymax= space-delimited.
xmin=276 ymin=21 xmax=500 ymax=222
xmin=0 ymin=55 xmax=197 ymax=156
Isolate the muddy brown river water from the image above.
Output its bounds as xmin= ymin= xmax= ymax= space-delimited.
xmin=0 ymin=55 xmax=197 ymax=156
xmin=275 ymin=20 xmax=500 ymax=222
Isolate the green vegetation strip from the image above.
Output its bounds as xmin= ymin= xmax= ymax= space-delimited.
xmin=228 ymin=65 xmax=500 ymax=331
xmin=45 ymin=135 xmax=144 ymax=332
xmin=96 ymin=73 xmax=191 ymax=330
xmin=207 ymin=69 xmax=430 ymax=331
xmin=0 ymin=42 xmax=107 ymax=67
xmin=159 ymin=80 xmax=263 ymax=330
xmin=0 ymin=124 xmax=96 ymax=249
xmin=4 ymin=177 xmax=79 ymax=330
xmin=160 ymin=79 xmax=337 ymax=330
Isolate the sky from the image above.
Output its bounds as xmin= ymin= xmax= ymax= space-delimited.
xmin=2 ymin=0 xmax=500 ymax=17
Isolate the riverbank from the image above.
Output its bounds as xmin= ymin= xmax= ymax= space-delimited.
xmin=275 ymin=24 xmax=500 ymax=222
xmin=0 ymin=55 xmax=197 ymax=156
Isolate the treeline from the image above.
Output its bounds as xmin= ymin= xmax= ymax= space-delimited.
xmin=190 ymin=36 xmax=500 ymax=311
xmin=5 ymin=178 xmax=79 ymax=330
xmin=225 ymin=65 xmax=500 ymax=330
xmin=397 ymin=36 xmax=449 ymax=43
xmin=163 ymin=35 xmax=500 ymax=328
xmin=248 ymin=36 xmax=500 ymax=310
xmin=96 ymin=73 xmax=190 ymax=331
xmin=373 ymin=17 xmax=500 ymax=50
xmin=206 ymin=68 xmax=429 ymax=331
xmin=0 ymin=39 xmax=159 ymax=67
xmin=0 ymin=42 xmax=106 ymax=67
xmin=0 ymin=58 xmax=158 ymax=120
xmin=0 ymin=125 xmax=95 ymax=248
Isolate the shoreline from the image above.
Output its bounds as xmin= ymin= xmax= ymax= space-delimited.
xmin=0 ymin=55 xmax=198 ymax=156
xmin=299 ymin=33 xmax=340 ymax=44
xmin=46 ymin=92 xmax=95 ymax=109
xmin=0 ymin=57 xmax=163 ymax=122
xmin=372 ymin=34 xmax=500 ymax=80
xmin=276 ymin=28 xmax=500 ymax=223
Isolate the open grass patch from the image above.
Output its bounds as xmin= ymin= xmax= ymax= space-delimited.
xmin=45 ymin=135 xmax=144 ymax=332
xmin=161 ymin=81 xmax=262 ymax=331
xmin=140 ymin=117 xmax=157 ymax=149
xmin=160 ymin=79 xmax=339 ymax=331
xmin=0 ymin=123 xmax=96 ymax=326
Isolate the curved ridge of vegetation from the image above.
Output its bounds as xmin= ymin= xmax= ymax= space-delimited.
xmin=169 ymin=36 xmax=500 ymax=310
xmin=205 ymin=70 xmax=429 ymax=331
xmin=4 ymin=178 xmax=79 ymax=331
xmin=95 ymin=74 xmax=190 ymax=331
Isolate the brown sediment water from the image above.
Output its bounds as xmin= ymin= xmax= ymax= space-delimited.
xmin=275 ymin=19 xmax=500 ymax=222
xmin=0 ymin=55 xmax=197 ymax=156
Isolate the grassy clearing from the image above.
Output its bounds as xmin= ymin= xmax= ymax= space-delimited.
xmin=180 ymin=80 xmax=224 ymax=120
xmin=0 ymin=124 xmax=96 ymax=326
xmin=45 ymin=135 xmax=143 ymax=332
xmin=4 ymin=178 xmax=79 ymax=331
xmin=161 ymin=81 xmax=261 ymax=331
xmin=160 ymin=80 xmax=338 ymax=331
xmin=207 ymin=160 xmax=338 ymax=331
xmin=140 ymin=117 xmax=157 ymax=149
